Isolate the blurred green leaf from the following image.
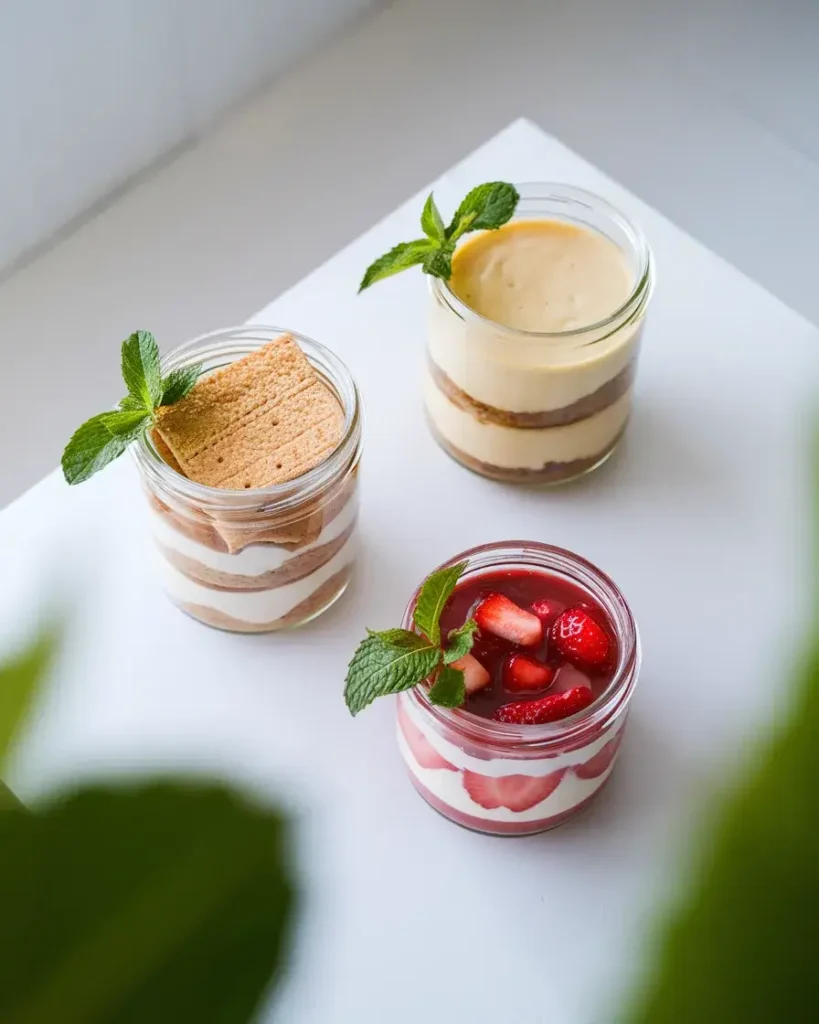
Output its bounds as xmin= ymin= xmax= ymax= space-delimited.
xmin=0 ymin=628 xmax=58 ymax=771
xmin=624 ymin=643 xmax=819 ymax=1023
xmin=0 ymin=782 xmax=295 ymax=1024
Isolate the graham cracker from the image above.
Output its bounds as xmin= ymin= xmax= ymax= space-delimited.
xmin=154 ymin=334 xmax=344 ymax=490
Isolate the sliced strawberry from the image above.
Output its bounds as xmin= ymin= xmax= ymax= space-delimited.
xmin=397 ymin=703 xmax=456 ymax=771
xmin=503 ymin=653 xmax=554 ymax=693
xmin=550 ymin=606 xmax=611 ymax=668
xmin=463 ymin=769 xmax=565 ymax=812
xmin=574 ymin=730 xmax=624 ymax=779
xmin=493 ymin=686 xmax=594 ymax=725
xmin=530 ymin=598 xmax=554 ymax=624
xmin=449 ymin=652 xmax=491 ymax=694
xmin=474 ymin=593 xmax=543 ymax=647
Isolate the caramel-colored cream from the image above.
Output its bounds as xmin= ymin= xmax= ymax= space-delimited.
xmin=449 ymin=219 xmax=633 ymax=333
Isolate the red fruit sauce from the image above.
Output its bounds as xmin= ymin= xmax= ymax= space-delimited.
xmin=439 ymin=569 xmax=618 ymax=720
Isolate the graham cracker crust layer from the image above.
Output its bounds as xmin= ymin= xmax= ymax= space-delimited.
xmin=428 ymin=358 xmax=635 ymax=428
xmin=428 ymin=417 xmax=626 ymax=484
xmin=177 ymin=565 xmax=353 ymax=633
xmin=159 ymin=518 xmax=356 ymax=591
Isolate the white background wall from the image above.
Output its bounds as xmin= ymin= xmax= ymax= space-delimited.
xmin=0 ymin=0 xmax=376 ymax=272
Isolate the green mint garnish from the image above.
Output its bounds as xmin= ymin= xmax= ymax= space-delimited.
xmin=358 ymin=181 xmax=520 ymax=292
xmin=61 ymin=331 xmax=203 ymax=486
xmin=344 ymin=562 xmax=478 ymax=715
xmin=427 ymin=665 xmax=466 ymax=708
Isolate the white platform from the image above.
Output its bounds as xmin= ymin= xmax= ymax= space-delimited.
xmin=2 ymin=120 xmax=817 ymax=1023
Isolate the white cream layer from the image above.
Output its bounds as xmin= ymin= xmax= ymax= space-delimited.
xmin=397 ymin=729 xmax=615 ymax=823
xmin=158 ymin=533 xmax=357 ymax=624
xmin=425 ymin=374 xmax=631 ymax=469
xmin=398 ymin=697 xmax=624 ymax=823
xmin=152 ymin=498 xmax=358 ymax=577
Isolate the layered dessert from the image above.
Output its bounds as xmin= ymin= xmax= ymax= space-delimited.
xmin=426 ymin=189 xmax=652 ymax=483
xmin=392 ymin=544 xmax=639 ymax=836
xmin=138 ymin=330 xmax=361 ymax=632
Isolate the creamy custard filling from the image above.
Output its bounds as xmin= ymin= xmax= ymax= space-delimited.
xmin=427 ymin=357 xmax=635 ymax=427
xmin=425 ymin=375 xmax=632 ymax=470
xmin=159 ymin=534 xmax=357 ymax=625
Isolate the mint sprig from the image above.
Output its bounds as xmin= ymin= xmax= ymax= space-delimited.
xmin=61 ymin=331 xmax=202 ymax=485
xmin=358 ymin=181 xmax=520 ymax=292
xmin=344 ymin=561 xmax=479 ymax=715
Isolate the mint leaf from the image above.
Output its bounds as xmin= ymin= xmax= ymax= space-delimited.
xmin=413 ymin=560 xmax=468 ymax=646
xmin=121 ymin=330 xmax=162 ymax=410
xmin=420 ymin=193 xmax=446 ymax=242
xmin=422 ymin=245 xmax=453 ymax=280
xmin=359 ymin=239 xmax=437 ymax=292
xmin=161 ymin=364 xmax=203 ymax=406
xmin=0 ymin=627 xmax=58 ymax=772
xmin=446 ymin=181 xmax=520 ymax=238
xmin=443 ymin=618 xmax=479 ymax=664
xmin=61 ymin=409 xmax=150 ymax=485
xmin=344 ymin=629 xmax=441 ymax=715
xmin=428 ymin=666 xmax=466 ymax=708
xmin=118 ymin=395 xmax=148 ymax=413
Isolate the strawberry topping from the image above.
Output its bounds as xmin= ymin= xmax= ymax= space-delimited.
xmin=550 ymin=606 xmax=611 ymax=668
xmin=503 ymin=653 xmax=554 ymax=693
xmin=474 ymin=593 xmax=543 ymax=647
xmin=529 ymin=598 xmax=554 ymax=624
xmin=449 ymin=652 xmax=491 ymax=694
xmin=493 ymin=686 xmax=594 ymax=725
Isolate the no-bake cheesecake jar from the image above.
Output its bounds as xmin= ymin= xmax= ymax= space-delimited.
xmin=426 ymin=184 xmax=653 ymax=483
xmin=134 ymin=326 xmax=362 ymax=633
xmin=396 ymin=542 xmax=640 ymax=836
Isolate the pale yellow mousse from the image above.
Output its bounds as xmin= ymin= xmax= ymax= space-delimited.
xmin=425 ymin=217 xmax=646 ymax=480
xmin=449 ymin=219 xmax=633 ymax=333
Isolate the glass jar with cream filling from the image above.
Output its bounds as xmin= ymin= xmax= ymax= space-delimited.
xmin=426 ymin=184 xmax=653 ymax=483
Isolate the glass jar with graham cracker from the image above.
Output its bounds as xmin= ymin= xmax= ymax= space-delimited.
xmin=134 ymin=326 xmax=362 ymax=632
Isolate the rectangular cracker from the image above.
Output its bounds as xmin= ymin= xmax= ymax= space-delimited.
xmin=154 ymin=334 xmax=344 ymax=490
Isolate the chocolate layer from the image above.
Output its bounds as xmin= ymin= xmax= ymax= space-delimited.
xmin=159 ymin=518 xmax=356 ymax=591
xmin=428 ymin=358 xmax=635 ymax=428
xmin=427 ymin=416 xmax=626 ymax=484
xmin=177 ymin=565 xmax=352 ymax=633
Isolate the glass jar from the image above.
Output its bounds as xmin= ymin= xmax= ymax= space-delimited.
xmin=134 ymin=325 xmax=362 ymax=633
xmin=426 ymin=183 xmax=653 ymax=483
xmin=396 ymin=541 xmax=640 ymax=835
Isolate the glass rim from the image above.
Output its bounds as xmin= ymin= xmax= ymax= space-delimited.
xmin=431 ymin=182 xmax=653 ymax=344
xmin=403 ymin=540 xmax=640 ymax=750
xmin=133 ymin=324 xmax=362 ymax=514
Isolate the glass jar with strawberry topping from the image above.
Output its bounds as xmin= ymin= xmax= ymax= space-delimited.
xmin=396 ymin=541 xmax=640 ymax=836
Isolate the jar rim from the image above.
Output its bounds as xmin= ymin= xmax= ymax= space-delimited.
xmin=432 ymin=182 xmax=653 ymax=344
xmin=403 ymin=540 xmax=640 ymax=751
xmin=133 ymin=324 xmax=362 ymax=515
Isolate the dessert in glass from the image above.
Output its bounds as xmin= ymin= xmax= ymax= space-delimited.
xmin=426 ymin=184 xmax=653 ymax=483
xmin=134 ymin=326 xmax=362 ymax=632
xmin=396 ymin=541 xmax=640 ymax=835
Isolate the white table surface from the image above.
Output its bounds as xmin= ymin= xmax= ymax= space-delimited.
xmin=3 ymin=118 xmax=818 ymax=1023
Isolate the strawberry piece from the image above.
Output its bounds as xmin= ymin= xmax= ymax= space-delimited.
xmin=474 ymin=593 xmax=543 ymax=647
xmin=397 ymin=703 xmax=456 ymax=771
xmin=574 ymin=730 xmax=624 ymax=779
xmin=503 ymin=653 xmax=554 ymax=693
xmin=493 ymin=686 xmax=594 ymax=725
xmin=449 ymin=652 xmax=491 ymax=694
xmin=463 ymin=769 xmax=566 ymax=812
xmin=550 ymin=606 xmax=611 ymax=668
xmin=530 ymin=598 xmax=554 ymax=624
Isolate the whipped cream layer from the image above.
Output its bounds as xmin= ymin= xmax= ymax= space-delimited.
xmin=151 ymin=496 xmax=358 ymax=577
xmin=158 ymin=533 xmax=357 ymax=625
xmin=398 ymin=696 xmax=625 ymax=824
xmin=425 ymin=374 xmax=631 ymax=470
